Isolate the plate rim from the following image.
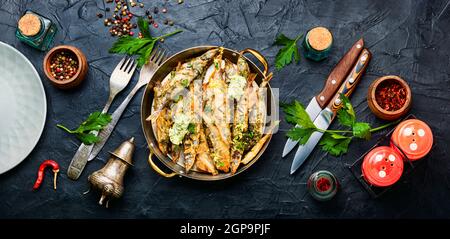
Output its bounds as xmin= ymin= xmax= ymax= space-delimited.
xmin=0 ymin=41 xmax=47 ymax=174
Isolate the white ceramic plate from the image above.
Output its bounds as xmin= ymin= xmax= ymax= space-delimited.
xmin=0 ymin=42 xmax=47 ymax=174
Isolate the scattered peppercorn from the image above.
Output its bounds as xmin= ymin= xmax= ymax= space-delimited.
xmin=97 ymin=13 xmax=103 ymax=18
xmin=178 ymin=0 xmax=184 ymax=4
xmin=145 ymin=10 xmax=150 ymax=15
xmin=49 ymin=51 xmax=78 ymax=81
xmin=153 ymin=7 xmax=159 ymax=14
xmin=168 ymin=20 xmax=174 ymax=26
xmin=147 ymin=15 xmax=153 ymax=20
xmin=105 ymin=7 xmax=110 ymax=12
xmin=162 ymin=8 xmax=167 ymax=13
xmin=160 ymin=38 xmax=165 ymax=43
xmin=140 ymin=3 xmax=144 ymax=8
xmin=163 ymin=19 xmax=169 ymax=25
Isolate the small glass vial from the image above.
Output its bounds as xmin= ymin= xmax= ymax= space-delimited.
xmin=307 ymin=170 xmax=338 ymax=201
xmin=302 ymin=26 xmax=333 ymax=61
xmin=16 ymin=10 xmax=57 ymax=51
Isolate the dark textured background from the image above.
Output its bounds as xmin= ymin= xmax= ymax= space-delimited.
xmin=0 ymin=0 xmax=449 ymax=219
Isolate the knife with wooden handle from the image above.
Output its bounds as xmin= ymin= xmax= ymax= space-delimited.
xmin=290 ymin=48 xmax=372 ymax=174
xmin=282 ymin=38 xmax=365 ymax=157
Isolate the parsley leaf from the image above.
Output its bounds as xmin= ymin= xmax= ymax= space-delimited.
xmin=319 ymin=133 xmax=352 ymax=156
xmin=274 ymin=33 xmax=303 ymax=70
xmin=77 ymin=132 xmax=100 ymax=145
xmin=286 ymin=127 xmax=316 ymax=145
xmin=109 ymin=17 xmax=182 ymax=67
xmin=281 ymin=101 xmax=315 ymax=129
xmin=57 ymin=111 xmax=112 ymax=145
xmin=353 ymin=122 xmax=371 ymax=140
xmin=337 ymin=93 xmax=356 ymax=127
xmin=137 ymin=17 xmax=151 ymax=38
xmin=282 ymin=94 xmax=397 ymax=157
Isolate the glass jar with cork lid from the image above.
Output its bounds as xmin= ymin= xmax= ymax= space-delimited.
xmin=302 ymin=26 xmax=333 ymax=61
xmin=16 ymin=10 xmax=57 ymax=51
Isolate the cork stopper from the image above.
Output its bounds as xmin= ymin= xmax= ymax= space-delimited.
xmin=307 ymin=27 xmax=333 ymax=51
xmin=18 ymin=13 xmax=41 ymax=36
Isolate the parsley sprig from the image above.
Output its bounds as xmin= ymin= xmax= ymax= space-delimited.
xmin=282 ymin=94 xmax=398 ymax=156
xmin=57 ymin=111 xmax=112 ymax=145
xmin=274 ymin=33 xmax=303 ymax=70
xmin=109 ymin=17 xmax=182 ymax=67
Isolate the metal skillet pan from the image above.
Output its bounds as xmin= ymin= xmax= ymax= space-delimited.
xmin=140 ymin=46 xmax=276 ymax=181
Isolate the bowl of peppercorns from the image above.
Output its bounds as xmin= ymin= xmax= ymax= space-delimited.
xmin=43 ymin=45 xmax=88 ymax=89
xmin=367 ymin=75 xmax=412 ymax=121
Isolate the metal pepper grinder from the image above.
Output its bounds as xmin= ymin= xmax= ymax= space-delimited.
xmin=87 ymin=137 xmax=135 ymax=208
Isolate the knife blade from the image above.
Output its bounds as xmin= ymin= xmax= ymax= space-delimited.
xmin=290 ymin=48 xmax=372 ymax=174
xmin=282 ymin=38 xmax=365 ymax=157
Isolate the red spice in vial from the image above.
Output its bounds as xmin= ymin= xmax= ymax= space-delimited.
xmin=375 ymin=80 xmax=407 ymax=111
xmin=316 ymin=177 xmax=331 ymax=192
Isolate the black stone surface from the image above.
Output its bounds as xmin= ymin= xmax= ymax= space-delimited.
xmin=0 ymin=0 xmax=449 ymax=219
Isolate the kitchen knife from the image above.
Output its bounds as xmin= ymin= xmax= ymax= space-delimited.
xmin=282 ymin=38 xmax=365 ymax=157
xmin=290 ymin=48 xmax=372 ymax=174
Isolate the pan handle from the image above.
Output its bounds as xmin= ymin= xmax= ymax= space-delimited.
xmin=240 ymin=48 xmax=270 ymax=77
xmin=147 ymin=152 xmax=177 ymax=178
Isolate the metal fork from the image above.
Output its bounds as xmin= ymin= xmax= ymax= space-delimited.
xmin=67 ymin=57 xmax=137 ymax=180
xmin=87 ymin=48 xmax=167 ymax=162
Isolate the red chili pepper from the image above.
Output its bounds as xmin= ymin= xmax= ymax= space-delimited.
xmin=33 ymin=160 xmax=60 ymax=191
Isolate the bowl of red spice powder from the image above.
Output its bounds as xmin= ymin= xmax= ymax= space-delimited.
xmin=367 ymin=75 xmax=412 ymax=121
xmin=43 ymin=45 xmax=88 ymax=89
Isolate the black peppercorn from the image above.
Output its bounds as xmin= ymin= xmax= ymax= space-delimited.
xmin=153 ymin=7 xmax=159 ymax=14
xmin=106 ymin=7 xmax=110 ymax=12
xmin=97 ymin=13 xmax=103 ymax=18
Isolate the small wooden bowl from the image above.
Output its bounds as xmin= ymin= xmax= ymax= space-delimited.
xmin=367 ymin=75 xmax=412 ymax=121
xmin=43 ymin=45 xmax=88 ymax=89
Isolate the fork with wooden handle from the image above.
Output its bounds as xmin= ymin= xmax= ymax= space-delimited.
xmin=87 ymin=48 xmax=167 ymax=162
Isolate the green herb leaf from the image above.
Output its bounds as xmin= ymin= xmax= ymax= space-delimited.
xmin=337 ymin=94 xmax=355 ymax=127
xmin=57 ymin=111 xmax=112 ymax=145
xmin=353 ymin=122 xmax=371 ymax=140
xmin=286 ymin=127 xmax=316 ymax=145
xmin=109 ymin=28 xmax=182 ymax=67
xmin=274 ymin=33 xmax=302 ymax=70
xmin=319 ymin=133 xmax=352 ymax=156
xmin=77 ymin=132 xmax=100 ymax=145
xmin=281 ymin=101 xmax=315 ymax=129
xmin=137 ymin=17 xmax=151 ymax=38
xmin=187 ymin=123 xmax=196 ymax=134
xmin=181 ymin=79 xmax=189 ymax=87
xmin=109 ymin=36 xmax=153 ymax=55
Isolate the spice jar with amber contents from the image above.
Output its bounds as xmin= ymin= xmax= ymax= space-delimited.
xmin=16 ymin=10 xmax=57 ymax=51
